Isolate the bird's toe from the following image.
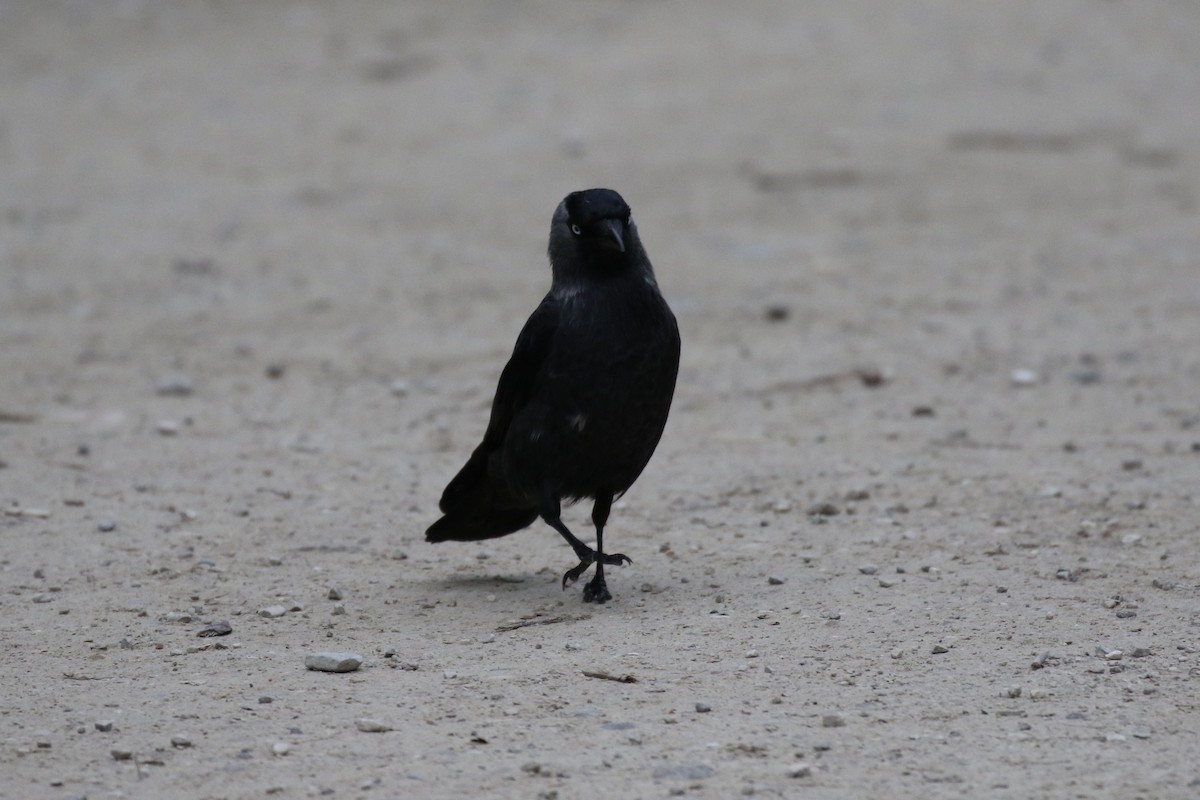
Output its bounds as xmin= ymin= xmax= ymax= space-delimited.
xmin=600 ymin=552 xmax=632 ymax=567
xmin=561 ymin=560 xmax=592 ymax=589
xmin=582 ymin=579 xmax=612 ymax=604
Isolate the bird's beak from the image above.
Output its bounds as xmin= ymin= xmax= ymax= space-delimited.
xmin=597 ymin=218 xmax=626 ymax=253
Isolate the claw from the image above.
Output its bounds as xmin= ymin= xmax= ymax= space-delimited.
xmin=561 ymin=560 xmax=592 ymax=589
xmin=600 ymin=552 xmax=632 ymax=567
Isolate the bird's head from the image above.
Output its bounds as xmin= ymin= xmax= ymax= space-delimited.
xmin=548 ymin=189 xmax=648 ymax=290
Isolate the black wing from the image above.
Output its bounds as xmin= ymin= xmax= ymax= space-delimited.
xmin=438 ymin=294 xmax=559 ymax=513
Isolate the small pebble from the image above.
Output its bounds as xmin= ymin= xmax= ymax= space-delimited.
xmin=4 ymin=506 xmax=51 ymax=518
xmin=327 ymin=587 xmax=344 ymax=601
xmin=32 ymin=593 xmax=54 ymax=603
xmin=744 ymin=649 xmax=758 ymax=658
xmin=389 ymin=379 xmax=410 ymax=397
xmin=355 ymin=718 xmax=393 ymax=733
xmin=443 ymin=670 xmax=458 ymax=679
xmin=821 ymin=714 xmax=845 ymax=728
xmin=764 ymin=304 xmax=790 ymax=322
xmin=890 ymin=648 xmax=903 ymax=659
xmin=156 ymin=374 xmax=194 ymax=396
xmin=111 ymin=748 xmax=133 ymax=761
xmin=787 ymin=762 xmax=812 ymax=778
xmin=96 ymin=720 xmax=114 ymax=732
xmin=481 ymin=633 xmax=496 ymax=644
xmin=1010 ymin=368 xmax=1039 ymax=387
xmin=878 ymin=578 xmax=897 ymax=588
xmin=1131 ymin=727 xmax=1151 ymax=739
xmin=767 ymin=576 xmax=785 ymax=586
xmin=97 ymin=519 xmax=117 ymax=532
xmin=825 ymin=610 xmax=841 ymax=620
xmin=155 ymin=419 xmax=180 ymax=436
xmin=1006 ymin=686 xmax=1022 ymax=698
xmin=198 ymin=620 xmax=232 ymax=637
xmin=258 ymin=605 xmax=287 ymax=618
xmin=170 ymin=735 xmax=192 ymax=749
xmin=331 ymin=604 xmax=346 ymax=616
xmin=305 ymin=652 xmax=363 ymax=673
xmin=272 ymin=742 xmax=291 ymax=756
xmin=1132 ymin=647 xmax=1151 ymax=658
xmin=259 ymin=696 xmax=273 ymax=704
xmin=932 ymin=644 xmax=949 ymax=654
xmin=695 ymin=702 xmax=712 ymax=713
xmin=858 ymin=564 xmax=878 ymax=575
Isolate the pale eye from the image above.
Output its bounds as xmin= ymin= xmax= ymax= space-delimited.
xmin=570 ymin=223 xmax=582 ymax=236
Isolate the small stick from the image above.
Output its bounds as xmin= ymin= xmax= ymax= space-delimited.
xmin=496 ymin=614 xmax=582 ymax=632
xmin=582 ymin=670 xmax=638 ymax=684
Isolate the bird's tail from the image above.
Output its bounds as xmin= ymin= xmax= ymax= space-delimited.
xmin=426 ymin=448 xmax=538 ymax=542
xmin=425 ymin=504 xmax=539 ymax=542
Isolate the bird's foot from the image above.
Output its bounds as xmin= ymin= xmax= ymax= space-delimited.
xmin=582 ymin=575 xmax=613 ymax=604
xmin=562 ymin=559 xmax=592 ymax=589
xmin=560 ymin=552 xmax=630 ymax=590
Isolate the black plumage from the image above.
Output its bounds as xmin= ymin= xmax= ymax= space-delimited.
xmin=426 ymin=188 xmax=681 ymax=603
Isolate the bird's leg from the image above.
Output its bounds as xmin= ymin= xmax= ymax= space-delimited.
xmin=539 ymin=493 xmax=598 ymax=588
xmin=582 ymin=492 xmax=631 ymax=604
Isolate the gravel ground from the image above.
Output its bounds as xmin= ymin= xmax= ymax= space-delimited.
xmin=2 ymin=2 xmax=1199 ymax=798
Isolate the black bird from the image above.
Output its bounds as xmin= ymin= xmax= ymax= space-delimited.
xmin=426 ymin=188 xmax=681 ymax=603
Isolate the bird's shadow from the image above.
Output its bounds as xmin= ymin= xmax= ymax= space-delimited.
xmin=424 ymin=571 xmax=554 ymax=598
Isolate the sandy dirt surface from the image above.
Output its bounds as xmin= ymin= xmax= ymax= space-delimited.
xmin=3 ymin=2 xmax=1200 ymax=798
